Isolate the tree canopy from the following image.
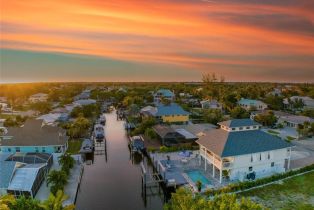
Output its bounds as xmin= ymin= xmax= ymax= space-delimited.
xmin=164 ymin=188 xmax=264 ymax=210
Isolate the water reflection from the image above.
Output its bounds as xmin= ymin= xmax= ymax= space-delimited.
xmin=76 ymin=111 xmax=164 ymax=210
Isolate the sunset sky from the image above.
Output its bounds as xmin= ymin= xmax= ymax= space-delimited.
xmin=0 ymin=0 xmax=313 ymax=83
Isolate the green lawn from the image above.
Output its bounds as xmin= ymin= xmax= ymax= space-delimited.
xmin=267 ymin=129 xmax=280 ymax=135
xmin=67 ymin=139 xmax=83 ymax=154
xmin=240 ymin=171 xmax=314 ymax=210
xmin=286 ymin=136 xmax=296 ymax=141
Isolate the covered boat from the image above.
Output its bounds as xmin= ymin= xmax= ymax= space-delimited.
xmin=130 ymin=136 xmax=145 ymax=153
xmin=94 ymin=124 xmax=105 ymax=141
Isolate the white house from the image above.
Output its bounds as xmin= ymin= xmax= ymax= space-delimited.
xmin=29 ymin=93 xmax=48 ymax=103
xmin=238 ymin=98 xmax=268 ymax=111
xmin=200 ymin=99 xmax=222 ymax=110
xmin=196 ymin=119 xmax=291 ymax=183
xmin=283 ymin=96 xmax=314 ymax=110
xmin=277 ymin=115 xmax=314 ymax=128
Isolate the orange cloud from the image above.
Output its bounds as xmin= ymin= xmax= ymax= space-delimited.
xmin=1 ymin=0 xmax=313 ymax=81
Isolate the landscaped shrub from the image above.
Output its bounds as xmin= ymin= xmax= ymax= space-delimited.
xmin=158 ymin=144 xmax=197 ymax=153
xmin=205 ymin=164 xmax=314 ymax=196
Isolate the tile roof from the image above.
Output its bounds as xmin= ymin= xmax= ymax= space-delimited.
xmin=218 ymin=119 xmax=261 ymax=128
xmin=196 ymin=129 xmax=291 ymax=157
xmin=156 ymin=103 xmax=190 ymax=116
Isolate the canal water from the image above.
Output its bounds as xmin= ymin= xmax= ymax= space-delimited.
xmin=76 ymin=111 xmax=164 ymax=210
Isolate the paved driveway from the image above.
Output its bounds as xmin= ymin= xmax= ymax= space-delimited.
xmin=290 ymin=138 xmax=314 ymax=169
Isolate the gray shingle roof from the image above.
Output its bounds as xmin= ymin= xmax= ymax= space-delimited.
xmin=153 ymin=125 xmax=176 ymax=138
xmin=196 ymin=129 xmax=291 ymax=157
xmin=218 ymin=119 xmax=261 ymax=128
xmin=1 ymin=119 xmax=68 ymax=147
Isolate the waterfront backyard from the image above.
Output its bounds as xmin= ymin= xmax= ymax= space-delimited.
xmin=239 ymin=171 xmax=314 ymax=210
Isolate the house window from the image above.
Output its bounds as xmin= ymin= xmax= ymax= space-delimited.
xmin=259 ymin=153 xmax=262 ymax=161
xmin=239 ymin=127 xmax=243 ymax=130
xmin=246 ymin=126 xmax=250 ymax=129
xmin=232 ymin=128 xmax=235 ymax=131
xmin=271 ymin=162 xmax=275 ymax=167
xmin=8 ymin=148 xmax=11 ymax=152
xmin=42 ymin=147 xmax=46 ymax=153
xmin=250 ymin=155 xmax=253 ymax=162
xmin=268 ymin=152 xmax=270 ymax=159
xmin=249 ymin=166 xmax=253 ymax=171
xmin=35 ymin=147 xmax=39 ymax=152
xmin=253 ymin=126 xmax=257 ymax=129
xmin=15 ymin=147 xmax=20 ymax=152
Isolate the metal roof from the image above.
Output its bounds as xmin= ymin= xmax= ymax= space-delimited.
xmin=218 ymin=119 xmax=261 ymax=128
xmin=7 ymin=164 xmax=45 ymax=192
xmin=155 ymin=89 xmax=174 ymax=97
xmin=0 ymin=161 xmax=17 ymax=189
xmin=196 ymin=129 xmax=291 ymax=157
xmin=175 ymin=129 xmax=197 ymax=139
xmin=156 ymin=103 xmax=190 ymax=116
xmin=238 ymin=98 xmax=265 ymax=105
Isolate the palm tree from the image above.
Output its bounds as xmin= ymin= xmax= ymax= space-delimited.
xmin=40 ymin=190 xmax=75 ymax=210
xmin=0 ymin=194 xmax=16 ymax=210
xmin=47 ymin=170 xmax=68 ymax=195
xmin=11 ymin=196 xmax=42 ymax=210
xmin=58 ymin=153 xmax=75 ymax=175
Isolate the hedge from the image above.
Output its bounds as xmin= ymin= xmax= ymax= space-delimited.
xmin=204 ymin=164 xmax=314 ymax=196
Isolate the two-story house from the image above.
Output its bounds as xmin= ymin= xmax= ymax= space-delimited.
xmin=196 ymin=119 xmax=291 ymax=183
xmin=155 ymin=103 xmax=190 ymax=123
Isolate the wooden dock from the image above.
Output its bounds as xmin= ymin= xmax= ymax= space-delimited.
xmin=93 ymin=135 xmax=107 ymax=155
xmin=141 ymin=162 xmax=164 ymax=195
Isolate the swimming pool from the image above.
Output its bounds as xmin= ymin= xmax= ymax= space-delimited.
xmin=185 ymin=170 xmax=210 ymax=189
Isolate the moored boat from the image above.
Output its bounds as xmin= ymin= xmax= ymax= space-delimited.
xmin=94 ymin=124 xmax=105 ymax=141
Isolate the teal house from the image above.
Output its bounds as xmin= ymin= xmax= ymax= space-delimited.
xmin=0 ymin=119 xmax=68 ymax=154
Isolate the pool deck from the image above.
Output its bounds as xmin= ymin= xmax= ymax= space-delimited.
xmin=149 ymin=151 xmax=227 ymax=190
